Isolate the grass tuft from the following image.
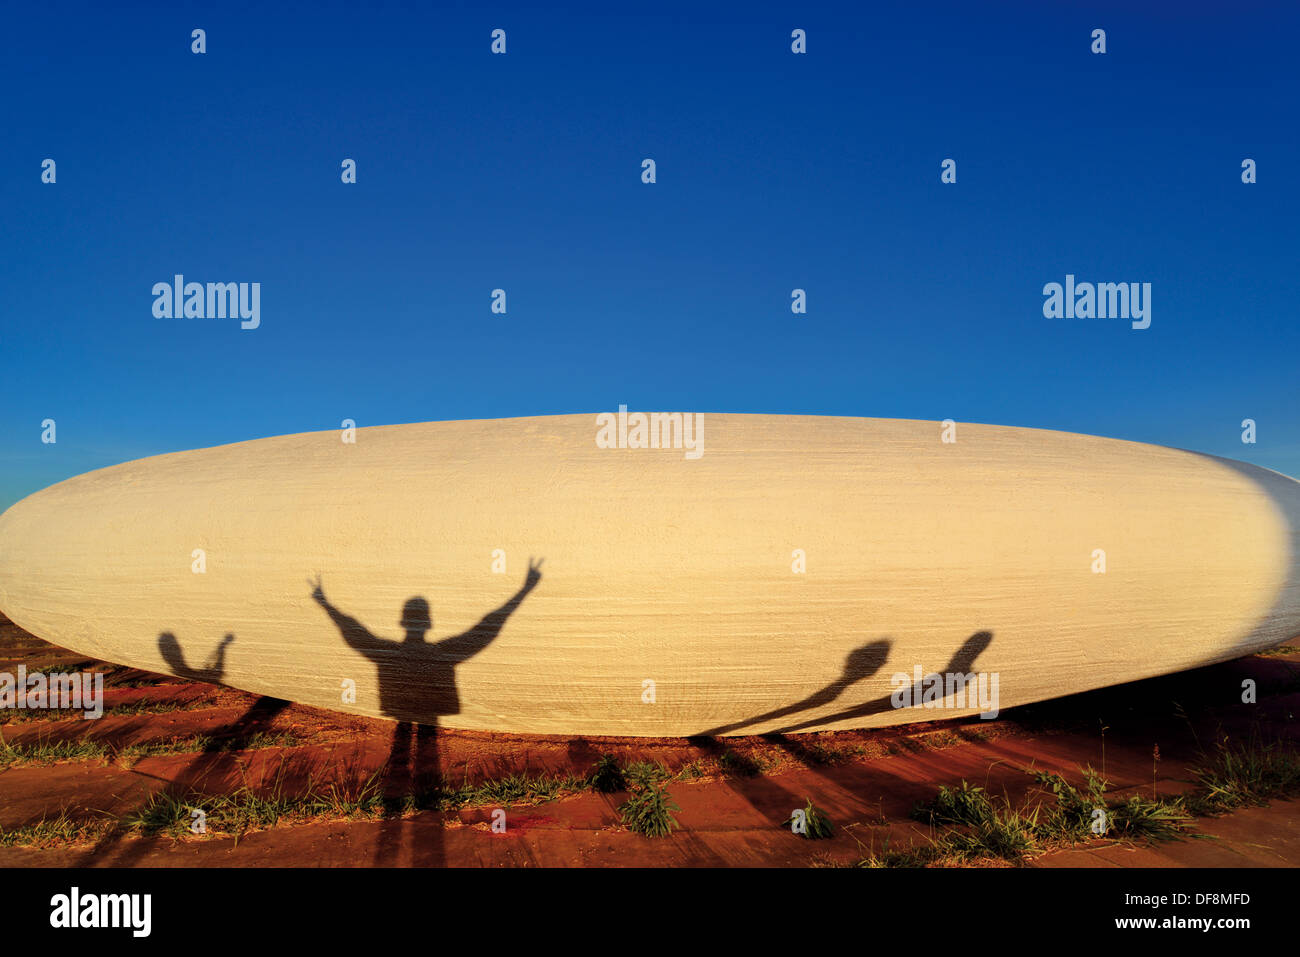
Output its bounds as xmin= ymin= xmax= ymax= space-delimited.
xmin=618 ymin=761 xmax=680 ymax=837
xmin=1187 ymin=731 xmax=1300 ymax=814
xmin=0 ymin=808 xmax=113 ymax=848
xmin=786 ymin=797 xmax=834 ymax=839
xmin=0 ymin=734 xmax=111 ymax=767
xmin=588 ymin=754 xmax=627 ymax=793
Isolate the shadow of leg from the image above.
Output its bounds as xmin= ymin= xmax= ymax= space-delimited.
xmin=414 ymin=721 xmax=443 ymax=867
xmin=374 ymin=721 xmax=413 ymax=866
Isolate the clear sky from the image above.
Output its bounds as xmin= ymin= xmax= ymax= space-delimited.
xmin=1 ymin=1 xmax=1296 ymax=512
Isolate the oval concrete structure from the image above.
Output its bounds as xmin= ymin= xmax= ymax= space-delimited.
xmin=0 ymin=414 xmax=1297 ymax=736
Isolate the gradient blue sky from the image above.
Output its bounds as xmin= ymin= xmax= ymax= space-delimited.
xmin=2 ymin=1 xmax=1297 ymax=512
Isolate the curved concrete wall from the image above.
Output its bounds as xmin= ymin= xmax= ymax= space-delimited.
xmin=1 ymin=414 xmax=1297 ymax=736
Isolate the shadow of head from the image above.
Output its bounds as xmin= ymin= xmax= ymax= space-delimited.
xmin=400 ymin=597 xmax=432 ymax=639
xmin=158 ymin=631 xmax=182 ymax=671
xmin=842 ymin=639 xmax=891 ymax=681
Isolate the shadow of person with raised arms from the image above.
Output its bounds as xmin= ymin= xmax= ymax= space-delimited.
xmin=88 ymin=631 xmax=289 ymax=866
xmin=151 ymin=630 xmax=289 ymax=796
xmin=310 ymin=558 xmax=543 ymax=723
xmin=310 ymin=557 xmax=543 ymax=865
xmin=158 ymin=631 xmax=235 ymax=683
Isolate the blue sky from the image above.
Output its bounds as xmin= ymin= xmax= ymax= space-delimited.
xmin=1 ymin=1 xmax=1297 ymax=512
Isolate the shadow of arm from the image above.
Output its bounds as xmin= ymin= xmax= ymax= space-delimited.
xmin=436 ymin=562 xmax=541 ymax=662
xmin=203 ymin=634 xmax=235 ymax=678
xmin=311 ymin=579 xmax=386 ymax=657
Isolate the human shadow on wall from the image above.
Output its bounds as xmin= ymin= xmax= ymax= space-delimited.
xmin=154 ymin=632 xmax=292 ymax=783
xmin=696 ymin=630 xmax=993 ymax=738
xmin=770 ymin=630 xmax=994 ymax=735
xmin=310 ymin=557 xmax=543 ymax=865
xmin=150 ymin=632 xmax=290 ymax=842
xmin=681 ymin=631 xmax=994 ymax=832
xmin=158 ymin=631 xmax=234 ymax=683
xmin=696 ymin=639 xmax=892 ymax=737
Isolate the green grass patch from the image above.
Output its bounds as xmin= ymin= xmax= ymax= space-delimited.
xmin=0 ymin=698 xmax=201 ymax=725
xmin=120 ymin=730 xmax=302 ymax=762
xmin=914 ymin=780 xmax=1040 ymax=861
xmin=0 ymin=734 xmax=111 ymax=767
xmin=126 ymin=768 xmax=389 ymax=841
xmin=881 ymin=764 xmax=1196 ymax=867
xmin=618 ymin=761 xmax=680 ymax=837
xmin=589 ymin=754 xmax=627 ymax=793
xmin=0 ymin=808 xmax=114 ymax=848
xmin=1187 ymin=731 xmax=1300 ymax=814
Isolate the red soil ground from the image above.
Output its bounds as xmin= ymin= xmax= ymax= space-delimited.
xmin=1 ymin=611 xmax=1297 ymax=867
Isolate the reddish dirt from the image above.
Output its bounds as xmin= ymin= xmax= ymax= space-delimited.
xmin=2 ymin=610 xmax=1298 ymax=867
